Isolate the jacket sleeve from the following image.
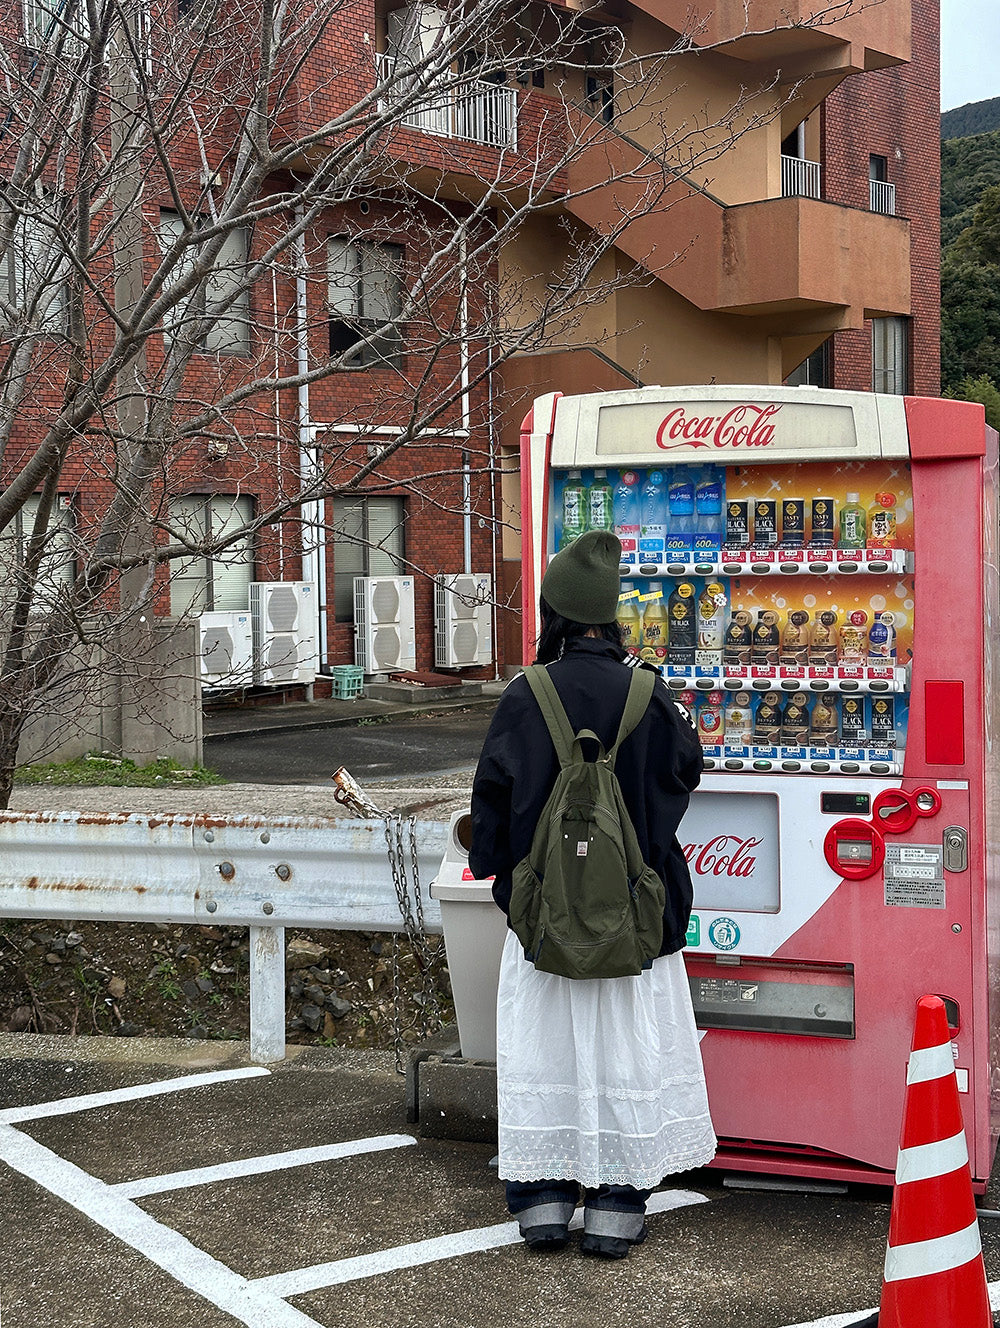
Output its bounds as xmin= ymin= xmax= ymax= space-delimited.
xmin=468 ymin=700 xmax=516 ymax=886
xmin=654 ymin=677 xmax=705 ymax=795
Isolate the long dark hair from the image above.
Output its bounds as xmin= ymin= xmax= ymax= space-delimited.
xmin=534 ymin=596 xmax=623 ymax=665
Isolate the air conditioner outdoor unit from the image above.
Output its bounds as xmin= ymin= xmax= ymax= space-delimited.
xmin=354 ymin=576 xmax=416 ymax=674
xmin=434 ymin=572 xmax=493 ymax=668
xmin=199 ymin=610 xmax=254 ymax=688
xmin=249 ymin=581 xmax=318 ymax=686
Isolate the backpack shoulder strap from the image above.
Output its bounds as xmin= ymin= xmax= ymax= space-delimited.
xmin=607 ymin=666 xmax=656 ymax=768
xmin=522 ymin=665 xmax=578 ymax=768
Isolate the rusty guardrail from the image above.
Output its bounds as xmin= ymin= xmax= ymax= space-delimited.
xmin=0 ymin=809 xmax=447 ymax=1063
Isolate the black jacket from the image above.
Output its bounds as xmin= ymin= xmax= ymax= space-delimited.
xmin=469 ymin=638 xmax=704 ymax=957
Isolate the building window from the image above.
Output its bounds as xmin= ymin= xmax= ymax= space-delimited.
xmin=785 ymin=340 xmax=831 ymax=388
xmin=327 ymin=239 xmax=404 ymax=368
xmin=0 ymin=493 xmax=75 ymax=612
xmin=168 ymin=494 xmax=254 ymax=616
xmin=332 ymin=496 xmax=405 ymax=622
xmin=872 ymin=317 xmax=908 ymax=395
xmin=0 ymin=195 xmax=67 ymax=334
xmin=158 ymin=210 xmax=251 ymax=355
xmin=585 ymin=74 xmax=614 ymax=124
xmin=869 ymin=154 xmax=895 ymax=215
xmin=22 ymin=0 xmax=90 ymax=47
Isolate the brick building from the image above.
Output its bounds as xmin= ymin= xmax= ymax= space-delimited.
xmin=0 ymin=0 xmax=939 ymax=749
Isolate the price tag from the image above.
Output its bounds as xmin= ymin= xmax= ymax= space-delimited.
xmin=779 ymin=550 xmax=805 ymax=563
xmin=837 ymin=666 xmax=864 ymax=679
xmin=779 ymin=665 xmax=806 ymax=678
xmin=808 ymin=547 xmax=835 ymax=560
xmin=724 ymin=666 xmax=749 ymax=679
xmin=866 ymin=666 xmax=894 ymax=679
xmin=809 ymin=666 xmax=836 ymax=679
xmin=751 ymin=666 xmax=776 ymax=679
xmin=836 ymin=549 xmax=863 ymax=561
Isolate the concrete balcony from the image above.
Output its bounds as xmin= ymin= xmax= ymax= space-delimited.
xmin=623 ymin=0 xmax=910 ymax=72
xmin=565 ymin=126 xmax=910 ymax=334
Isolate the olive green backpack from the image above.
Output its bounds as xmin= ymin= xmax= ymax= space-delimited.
xmin=509 ymin=664 xmax=665 ymax=980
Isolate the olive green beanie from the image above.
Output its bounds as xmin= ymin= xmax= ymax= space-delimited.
xmin=541 ymin=530 xmax=623 ymax=624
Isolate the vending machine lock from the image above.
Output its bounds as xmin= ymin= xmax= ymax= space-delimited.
xmin=943 ymin=826 xmax=968 ymax=873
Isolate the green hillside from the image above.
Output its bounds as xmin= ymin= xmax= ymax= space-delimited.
xmin=942 ymin=97 xmax=1000 ymax=141
xmin=941 ymin=129 xmax=1000 ymax=246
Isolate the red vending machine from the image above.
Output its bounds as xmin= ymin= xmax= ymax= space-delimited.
xmin=519 ymin=385 xmax=1000 ymax=1189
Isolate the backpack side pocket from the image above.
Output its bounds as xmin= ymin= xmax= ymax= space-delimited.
xmin=509 ymin=857 xmax=544 ymax=960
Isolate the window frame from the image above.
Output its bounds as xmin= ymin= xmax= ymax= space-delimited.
xmin=332 ymin=495 xmax=406 ymax=622
xmin=0 ymin=191 xmax=69 ymax=336
xmin=158 ymin=209 xmax=252 ymax=357
xmin=872 ymin=316 xmax=909 ymax=395
xmin=327 ymin=237 xmax=405 ymax=369
xmin=168 ymin=493 xmax=256 ymax=616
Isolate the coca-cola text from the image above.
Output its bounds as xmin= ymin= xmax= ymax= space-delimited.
xmin=683 ymin=834 xmax=760 ymax=878
xmin=655 ymin=403 xmax=781 ymax=451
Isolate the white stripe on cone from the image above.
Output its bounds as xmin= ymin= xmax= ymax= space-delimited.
xmin=894 ymin=1129 xmax=969 ymax=1186
xmin=884 ymin=1218 xmax=983 ymax=1282
xmin=905 ymin=1041 xmax=955 ymax=1084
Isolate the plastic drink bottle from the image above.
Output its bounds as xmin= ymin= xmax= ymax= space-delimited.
xmin=560 ymin=470 xmax=587 ymax=548
xmin=640 ymin=470 xmax=667 ymax=539
xmin=667 ymin=471 xmax=695 ymax=546
xmin=613 ymin=470 xmax=641 ymax=548
xmin=838 ymin=610 xmax=869 ymax=665
xmin=695 ymin=467 xmax=724 ymax=542
xmin=867 ymin=610 xmax=897 ymax=662
xmin=724 ymin=691 xmax=753 ymax=746
xmin=781 ymin=692 xmax=810 ymax=746
xmin=810 ymin=696 xmax=839 ymax=746
xmin=809 ymin=609 xmax=839 ymax=665
xmin=696 ymin=580 xmax=727 ymax=666
xmin=839 ymin=492 xmax=866 ymax=548
xmin=617 ymin=581 xmax=642 ymax=656
xmin=697 ymin=691 xmax=724 ymax=747
xmin=639 ymin=582 xmax=669 ymax=664
xmin=867 ymin=492 xmax=897 ymax=548
xmin=780 ymin=609 xmax=810 ymax=666
xmin=666 ymin=581 xmax=697 ymax=664
xmin=587 ymin=470 xmax=614 ymax=531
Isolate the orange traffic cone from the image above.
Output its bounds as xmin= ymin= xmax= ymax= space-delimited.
xmin=878 ymin=994 xmax=991 ymax=1327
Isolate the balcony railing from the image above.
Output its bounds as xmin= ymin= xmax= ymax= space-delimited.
xmin=375 ymin=53 xmax=517 ymax=151
xmin=869 ymin=178 xmax=896 ymax=216
xmin=781 ymin=154 xmax=821 ymax=199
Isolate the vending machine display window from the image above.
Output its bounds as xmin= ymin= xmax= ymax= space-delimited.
xmin=549 ymin=457 xmax=913 ymax=779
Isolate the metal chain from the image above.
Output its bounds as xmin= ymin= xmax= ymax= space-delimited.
xmin=384 ymin=812 xmax=444 ymax=1072
xmin=332 ymin=768 xmax=444 ymax=1073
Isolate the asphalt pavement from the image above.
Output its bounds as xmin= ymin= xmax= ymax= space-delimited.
xmin=205 ymin=707 xmax=496 ymax=786
xmin=8 ymin=1031 xmax=1000 ymax=1328
xmin=6 ymin=687 xmax=1000 ymax=1326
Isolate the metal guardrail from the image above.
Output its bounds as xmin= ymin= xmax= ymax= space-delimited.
xmin=869 ymin=178 xmax=896 ymax=215
xmin=0 ymin=809 xmax=448 ymax=1064
xmin=375 ymin=52 xmax=517 ymax=150
xmin=780 ymin=154 xmax=821 ymax=199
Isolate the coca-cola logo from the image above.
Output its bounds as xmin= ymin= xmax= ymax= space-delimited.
xmin=683 ymin=834 xmax=760 ymax=878
xmin=655 ymin=404 xmax=782 ymax=451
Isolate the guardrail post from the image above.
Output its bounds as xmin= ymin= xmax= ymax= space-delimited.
xmin=249 ymin=925 xmax=286 ymax=1063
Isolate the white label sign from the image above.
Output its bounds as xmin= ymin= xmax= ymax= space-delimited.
xmin=682 ymin=791 xmax=780 ymax=914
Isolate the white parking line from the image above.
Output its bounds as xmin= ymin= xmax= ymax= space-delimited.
xmin=0 ymin=1123 xmax=322 ymax=1328
xmin=779 ymin=1275 xmax=1000 ymax=1328
xmin=252 ymin=1187 xmax=711 ymax=1296
xmin=112 ymin=1134 xmax=417 ymax=1199
xmin=0 ymin=1066 xmax=270 ymax=1124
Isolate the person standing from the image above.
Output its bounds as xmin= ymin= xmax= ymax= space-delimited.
xmin=469 ymin=530 xmax=715 ymax=1259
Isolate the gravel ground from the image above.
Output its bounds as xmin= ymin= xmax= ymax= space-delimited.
xmin=6 ymin=776 xmax=475 ymax=823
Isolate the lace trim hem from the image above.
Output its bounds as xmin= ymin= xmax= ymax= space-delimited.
xmin=497 ymin=1137 xmax=718 ymax=1190
xmin=499 ymin=1074 xmax=707 ymax=1104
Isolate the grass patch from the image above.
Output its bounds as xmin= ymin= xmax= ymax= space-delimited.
xmin=14 ymin=752 xmax=227 ymax=788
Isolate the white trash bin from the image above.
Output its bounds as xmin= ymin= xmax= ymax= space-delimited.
xmin=430 ymin=810 xmax=507 ymax=1061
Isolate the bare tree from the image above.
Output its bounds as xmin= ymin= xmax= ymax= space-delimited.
xmin=0 ymin=0 xmax=861 ymax=804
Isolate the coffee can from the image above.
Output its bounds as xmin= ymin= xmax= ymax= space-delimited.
xmin=752 ymin=499 xmax=777 ymax=546
xmin=811 ymin=496 xmax=835 ymax=545
xmin=781 ymin=498 xmax=805 ymax=546
xmin=725 ymin=500 xmax=750 ymax=547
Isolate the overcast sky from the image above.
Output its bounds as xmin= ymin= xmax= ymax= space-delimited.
xmin=941 ymin=0 xmax=999 ymax=111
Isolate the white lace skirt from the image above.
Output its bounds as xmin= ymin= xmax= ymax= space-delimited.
xmin=496 ymin=931 xmax=717 ymax=1190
